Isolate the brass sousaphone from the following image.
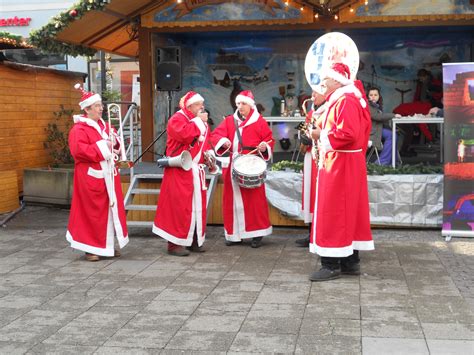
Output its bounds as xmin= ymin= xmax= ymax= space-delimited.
xmin=304 ymin=32 xmax=360 ymax=93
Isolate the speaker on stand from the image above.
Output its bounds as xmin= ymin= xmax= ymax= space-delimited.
xmin=155 ymin=46 xmax=182 ymax=119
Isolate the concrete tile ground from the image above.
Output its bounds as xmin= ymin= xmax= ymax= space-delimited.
xmin=0 ymin=206 xmax=473 ymax=354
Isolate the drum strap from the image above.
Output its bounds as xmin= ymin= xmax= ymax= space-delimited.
xmin=234 ymin=118 xmax=256 ymax=152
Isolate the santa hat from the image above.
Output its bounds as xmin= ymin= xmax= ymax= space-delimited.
xmin=74 ymin=83 xmax=102 ymax=110
xmin=179 ymin=91 xmax=204 ymax=110
xmin=322 ymin=62 xmax=352 ymax=86
xmin=235 ymin=90 xmax=256 ymax=107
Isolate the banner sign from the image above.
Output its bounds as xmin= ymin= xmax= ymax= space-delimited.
xmin=441 ymin=62 xmax=474 ymax=239
xmin=143 ymin=0 xmax=312 ymax=27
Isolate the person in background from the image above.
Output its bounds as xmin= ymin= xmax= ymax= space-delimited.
xmin=211 ymin=90 xmax=274 ymax=248
xmin=367 ymin=87 xmax=401 ymax=166
xmin=153 ymin=91 xmax=214 ymax=256
xmin=295 ymin=90 xmax=326 ymax=247
xmin=308 ymin=63 xmax=374 ymax=281
xmin=66 ymin=84 xmax=128 ymax=261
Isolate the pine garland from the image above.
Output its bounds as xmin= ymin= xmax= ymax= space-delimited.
xmin=28 ymin=0 xmax=112 ymax=57
xmin=0 ymin=31 xmax=32 ymax=49
xmin=270 ymin=160 xmax=443 ymax=175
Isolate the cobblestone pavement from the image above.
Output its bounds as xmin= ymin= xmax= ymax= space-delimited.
xmin=0 ymin=206 xmax=473 ymax=354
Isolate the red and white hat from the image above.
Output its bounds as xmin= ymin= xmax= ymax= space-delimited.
xmin=179 ymin=91 xmax=204 ymax=110
xmin=235 ymin=90 xmax=256 ymax=108
xmin=74 ymin=83 xmax=102 ymax=110
xmin=322 ymin=62 xmax=352 ymax=86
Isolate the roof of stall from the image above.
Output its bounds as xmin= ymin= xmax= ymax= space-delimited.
xmin=28 ymin=0 xmax=474 ymax=58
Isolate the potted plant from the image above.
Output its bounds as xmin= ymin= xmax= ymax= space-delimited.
xmin=23 ymin=105 xmax=75 ymax=206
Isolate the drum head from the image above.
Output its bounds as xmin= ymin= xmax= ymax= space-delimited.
xmin=304 ymin=32 xmax=359 ymax=92
xmin=233 ymin=155 xmax=267 ymax=175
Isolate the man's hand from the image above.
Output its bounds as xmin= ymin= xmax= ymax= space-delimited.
xmin=222 ymin=141 xmax=231 ymax=149
xmin=428 ymin=107 xmax=440 ymax=116
xmin=258 ymin=142 xmax=267 ymax=152
xmin=309 ymin=126 xmax=321 ymax=140
xmin=197 ymin=110 xmax=208 ymax=122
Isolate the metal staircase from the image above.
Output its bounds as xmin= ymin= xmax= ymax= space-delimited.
xmin=109 ymin=101 xmax=220 ymax=229
xmin=123 ymin=173 xmax=219 ymax=228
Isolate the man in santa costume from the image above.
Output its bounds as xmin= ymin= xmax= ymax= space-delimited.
xmin=153 ymin=91 xmax=213 ymax=256
xmin=211 ymin=90 xmax=274 ymax=248
xmin=66 ymin=84 xmax=129 ymax=261
xmin=296 ymin=90 xmax=326 ymax=247
xmin=308 ymin=63 xmax=374 ymax=281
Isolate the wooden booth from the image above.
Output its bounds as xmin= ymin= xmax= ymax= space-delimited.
xmin=30 ymin=0 xmax=474 ymax=225
xmin=0 ymin=60 xmax=84 ymax=213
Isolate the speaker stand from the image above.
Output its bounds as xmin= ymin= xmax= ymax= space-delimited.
xmin=167 ymin=91 xmax=173 ymax=121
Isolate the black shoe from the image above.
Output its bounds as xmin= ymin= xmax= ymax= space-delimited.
xmin=341 ymin=263 xmax=360 ymax=275
xmin=225 ymin=240 xmax=242 ymax=246
xmin=167 ymin=247 xmax=190 ymax=256
xmin=295 ymin=236 xmax=310 ymax=247
xmin=251 ymin=237 xmax=263 ymax=248
xmin=309 ymin=267 xmax=341 ymax=282
xmin=186 ymin=245 xmax=205 ymax=253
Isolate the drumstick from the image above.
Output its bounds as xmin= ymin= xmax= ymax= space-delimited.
xmin=247 ymin=140 xmax=273 ymax=155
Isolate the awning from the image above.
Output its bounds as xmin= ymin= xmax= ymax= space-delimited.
xmin=28 ymin=0 xmax=474 ymax=58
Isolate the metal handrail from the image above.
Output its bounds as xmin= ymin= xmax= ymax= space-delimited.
xmin=105 ymin=101 xmax=140 ymax=180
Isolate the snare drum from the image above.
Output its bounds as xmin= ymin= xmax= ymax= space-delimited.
xmin=232 ymin=154 xmax=267 ymax=189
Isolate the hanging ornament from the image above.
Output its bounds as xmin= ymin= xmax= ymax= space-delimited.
xmin=69 ymin=9 xmax=78 ymax=17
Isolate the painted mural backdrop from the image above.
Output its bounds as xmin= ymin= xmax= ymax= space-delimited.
xmin=442 ymin=62 xmax=474 ymax=238
xmin=154 ymin=28 xmax=472 ymax=146
xmin=356 ymin=0 xmax=474 ymax=16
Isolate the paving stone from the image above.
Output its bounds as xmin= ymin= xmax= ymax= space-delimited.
xmin=102 ymin=329 xmax=174 ymax=349
xmin=421 ymin=322 xmax=474 ymax=340
xmin=426 ymin=339 xmax=474 ymax=355
xmin=305 ymin=299 xmax=361 ymax=320
xmin=94 ymin=346 xmax=158 ymax=354
xmin=181 ymin=309 xmax=247 ymax=332
xmin=296 ymin=334 xmax=361 ymax=354
xmin=165 ymin=330 xmax=235 ymax=351
xmin=300 ymin=318 xmax=361 ymax=337
xmin=255 ymin=282 xmax=310 ymax=304
xmin=230 ymin=332 xmax=297 ymax=353
xmin=0 ymin=341 xmax=31 ymax=354
xmin=241 ymin=303 xmax=305 ymax=334
xmin=362 ymin=337 xmax=429 ymax=354
xmin=43 ymin=325 xmax=118 ymax=346
xmin=361 ymin=319 xmax=424 ymax=338
xmin=27 ymin=343 xmax=97 ymax=354
xmin=361 ymin=306 xmax=419 ymax=323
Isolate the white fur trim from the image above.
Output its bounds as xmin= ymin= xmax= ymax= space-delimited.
xmin=191 ymin=117 xmax=206 ymax=135
xmin=319 ymin=129 xmax=332 ymax=152
xmin=96 ymin=140 xmax=112 ymax=160
xmin=309 ymin=240 xmax=374 ymax=256
xmin=79 ymin=93 xmax=101 ymax=110
xmin=323 ymin=69 xmax=352 ymax=86
xmin=186 ymin=93 xmax=204 ymax=107
xmin=327 ymin=84 xmax=365 ymax=108
xmin=235 ymin=94 xmax=255 ymax=107
xmin=302 ymin=152 xmax=313 ymax=224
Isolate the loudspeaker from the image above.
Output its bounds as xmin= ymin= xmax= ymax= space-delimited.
xmin=155 ymin=46 xmax=182 ymax=91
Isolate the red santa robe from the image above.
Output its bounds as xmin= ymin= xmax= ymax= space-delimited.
xmin=302 ymin=105 xmax=326 ymax=223
xmin=310 ymin=85 xmax=374 ymax=257
xmin=152 ymin=110 xmax=211 ymax=247
xmin=66 ymin=115 xmax=129 ymax=256
xmin=211 ymin=108 xmax=274 ymax=241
